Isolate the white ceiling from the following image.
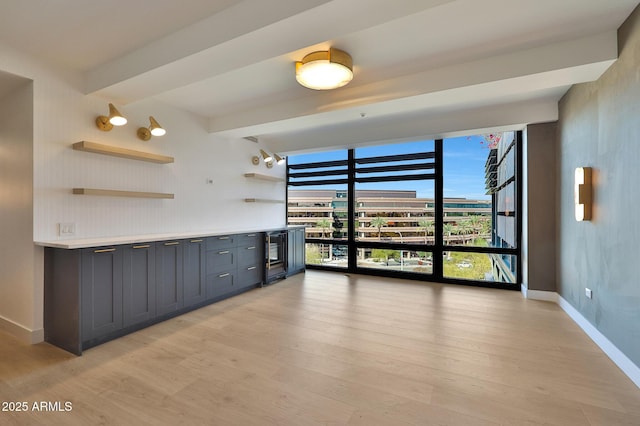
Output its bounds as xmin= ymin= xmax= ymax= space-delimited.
xmin=0 ymin=0 xmax=637 ymax=153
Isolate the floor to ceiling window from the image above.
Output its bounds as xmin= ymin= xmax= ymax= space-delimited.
xmin=287 ymin=131 xmax=521 ymax=289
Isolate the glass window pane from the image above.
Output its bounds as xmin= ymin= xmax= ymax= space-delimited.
xmin=306 ymin=243 xmax=348 ymax=268
xmin=288 ymin=185 xmax=348 ymax=241
xmin=443 ymin=132 xmax=517 ymax=249
xmin=357 ymin=249 xmax=433 ymax=275
xmin=355 ymin=180 xmax=435 ymax=244
xmin=443 ymin=251 xmax=516 ymax=284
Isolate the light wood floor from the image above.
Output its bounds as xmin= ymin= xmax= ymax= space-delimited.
xmin=2 ymin=271 xmax=640 ymax=425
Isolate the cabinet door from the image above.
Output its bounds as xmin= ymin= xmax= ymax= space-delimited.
xmin=156 ymin=241 xmax=184 ymax=315
xmin=122 ymin=244 xmax=156 ymax=328
xmin=81 ymin=247 xmax=123 ymax=341
xmin=294 ymin=229 xmax=306 ymax=272
xmin=183 ymin=239 xmax=206 ymax=307
xmin=287 ymin=228 xmax=306 ymax=276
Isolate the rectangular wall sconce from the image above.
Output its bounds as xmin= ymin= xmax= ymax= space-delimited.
xmin=574 ymin=167 xmax=592 ymax=221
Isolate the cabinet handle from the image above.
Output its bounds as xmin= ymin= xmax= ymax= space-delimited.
xmin=218 ymin=273 xmax=230 ymax=278
xmin=218 ymin=236 xmax=230 ymax=240
xmin=190 ymin=239 xmax=203 ymax=243
xmin=133 ymin=245 xmax=150 ymax=249
xmin=247 ymin=266 xmax=257 ymax=271
xmin=94 ymin=248 xmax=116 ymax=253
xmin=218 ymin=250 xmax=230 ymax=254
xmin=164 ymin=242 xmax=180 ymax=246
xmin=246 ymin=234 xmax=256 ymax=237
xmin=247 ymin=246 xmax=256 ymax=250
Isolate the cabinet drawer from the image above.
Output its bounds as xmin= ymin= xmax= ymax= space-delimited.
xmin=206 ymin=235 xmax=236 ymax=250
xmin=237 ymin=243 xmax=262 ymax=266
xmin=236 ymin=233 xmax=262 ymax=247
xmin=206 ymin=248 xmax=236 ymax=273
xmin=238 ymin=264 xmax=262 ymax=288
xmin=206 ymin=271 xmax=237 ymax=299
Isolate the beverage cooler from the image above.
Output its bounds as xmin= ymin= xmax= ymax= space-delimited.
xmin=265 ymin=230 xmax=287 ymax=283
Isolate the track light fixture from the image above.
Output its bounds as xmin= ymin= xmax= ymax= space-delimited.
xmin=137 ymin=116 xmax=166 ymax=141
xmin=96 ymin=103 xmax=127 ymax=131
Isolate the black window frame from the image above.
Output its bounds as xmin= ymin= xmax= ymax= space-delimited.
xmin=286 ymin=132 xmax=522 ymax=290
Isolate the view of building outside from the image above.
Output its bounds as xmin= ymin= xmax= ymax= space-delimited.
xmin=286 ymin=132 xmax=518 ymax=284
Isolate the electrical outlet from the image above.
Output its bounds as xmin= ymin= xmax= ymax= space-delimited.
xmin=585 ymin=288 xmax=593 ymax=299
xmin=58 ymin=222 xmax=76 ymax=236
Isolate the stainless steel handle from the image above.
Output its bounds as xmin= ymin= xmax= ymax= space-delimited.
xmin=247 ymin=246 xmax=256 ymax=250
xmin=133 ymin=245 xmax=150 ymax=249
xmin=247 ymin=266 xmax=257 ymax=271
xmin=266 ymin=235 xmax=271 ymax=270
xmin=218 ymin=273 xmax=230 ymax=278
xmin=218 ymin=250 xmax=230 ymax=255
xmin=218 ymin=236 xmax=230 ymax=240
xmin=164 ymin=242 xmax=180 ymax=246
xmin=246 ymin=233 xmax=256 ymax=237
xmin=190 ymin=239 xmax=203 ymax=243
xmin=94 ymin=248 xmax=115 ymax=253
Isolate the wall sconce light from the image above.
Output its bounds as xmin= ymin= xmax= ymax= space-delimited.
xmin=137 ymin=116 xmax=166 ymax=141
xmin=259 ymin=149 xmax=273 ymax=163
xmin=96 ymin=103 xmax=127 ymax=131
xmin=295 ymin=47 xmax=353 ymax=90
xmin=274 ymin=153 xmax=286 ymax=165
xmin=575 ymin=167 xmax=592 ymax=221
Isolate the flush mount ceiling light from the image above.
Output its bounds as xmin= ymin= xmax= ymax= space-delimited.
xmin=96 ymin=103 xmax=127 ymax=131
xmin=137 ymin=116 xmax=166 ymax=141
xmin=295 ymin=47 xmax=353 ymax=90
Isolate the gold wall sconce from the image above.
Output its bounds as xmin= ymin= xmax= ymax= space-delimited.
xmin=96 ymin=103 xmax=127 ymax=131
xmin=574 ymin=167 xmax=592 ymax=221
xmin=295 ymin=47 xmax=353 ymax=90
xmin=251 ymin=150 xmax=286 ymax=168
xmin=137 ymin=116 xmax=166 ymax=141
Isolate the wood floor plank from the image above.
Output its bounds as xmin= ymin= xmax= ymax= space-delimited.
xmin=1 ymin=271 xmax=640 ymax=425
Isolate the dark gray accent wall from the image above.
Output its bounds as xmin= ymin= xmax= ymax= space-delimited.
xmin=557 ymin=4 xmax=640 ymax=366
xmin=524 ymin=122 xmax=557 ymax=292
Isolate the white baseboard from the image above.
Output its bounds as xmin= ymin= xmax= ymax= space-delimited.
xmin=522 ymin=286 xmax=559 ymax=302
xmin=558 ymin=296 xmax=640 ymax=389
xmin=0 ymin=316 xmax=44 ymax=344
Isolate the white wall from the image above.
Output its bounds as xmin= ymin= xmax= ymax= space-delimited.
xmin=0 ymin=41 xmax=286 ymax=342
xmin=0 ymin=77 xmax=36 ymax=341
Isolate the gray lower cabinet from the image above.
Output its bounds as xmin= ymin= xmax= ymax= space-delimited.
xmin=122 ymin=244 xmax=156 ymax=328
xmin=81 ymin=247 xmax=123 ymax=342
xmin=287 ymin=228 xmax=306 ymax=276
xmin=155 ymin=240 xmax=184 ymax=315
xmin=44 ymin=231 xmax=268 ymax=355
xmin=183 ymin=239 xmax=206 ymax=306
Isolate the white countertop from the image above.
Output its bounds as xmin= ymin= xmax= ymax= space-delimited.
xmin=35 ymin=225 xmax=306 ymax=249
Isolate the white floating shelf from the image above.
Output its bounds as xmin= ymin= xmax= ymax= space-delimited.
xmin=73 ymin=188 xmax=174 ymax=199
xmin=244 ymin=198 xmax=284 ymax=204
xmin=243 ymin=173 xmax=284 ymax=182
xmin=72 ymin=141 xmax=174 ymax=164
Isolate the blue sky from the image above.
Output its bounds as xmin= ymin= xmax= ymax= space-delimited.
xmin=288 ymin=135 xmax=493 ymax=200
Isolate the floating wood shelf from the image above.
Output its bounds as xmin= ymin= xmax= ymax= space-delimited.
xmin=243 ymin=173 xmax=284 ymax=182
xmin=72 ymin=141 xmax=174 ymax=164
xmin=73 ymin=188 xmax=174 ymax=199
xmin=244 ymin=198 xmax=284 ymax=204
